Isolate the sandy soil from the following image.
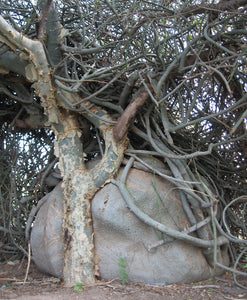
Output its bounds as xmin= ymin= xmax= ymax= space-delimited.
xmin=0 ymin=260 xmax=246 ymax=300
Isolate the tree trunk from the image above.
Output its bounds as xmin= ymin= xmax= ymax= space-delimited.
xmin=55 ymin=109 xmax=127 ymax=286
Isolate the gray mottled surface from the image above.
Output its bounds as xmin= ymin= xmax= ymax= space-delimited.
xmin=31 ymin=168 xmax=228 ymax=284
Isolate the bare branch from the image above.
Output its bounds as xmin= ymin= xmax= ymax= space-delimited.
xmin=37 ymin=0 xmax=53 ymax=41
xmin=113 ymin=84 xmax=152 ymax=142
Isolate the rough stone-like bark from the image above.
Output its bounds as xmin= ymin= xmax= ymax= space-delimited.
xmin=30 ymin=166 xmax=229 ymax=284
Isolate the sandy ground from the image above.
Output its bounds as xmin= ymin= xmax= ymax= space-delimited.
xmin=0 ymin=260 xmax=246 ymax=300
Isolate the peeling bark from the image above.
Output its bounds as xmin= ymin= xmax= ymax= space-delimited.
xmin=0 ymin=15 xmax=124 ymax=286
xmin=57 ymin=114 xmax=127 ymax=286
xmin=113 ymin=85 xmax=151 ymax=142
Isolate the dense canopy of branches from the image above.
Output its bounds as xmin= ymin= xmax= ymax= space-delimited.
xmin=0 ymin=0 xmax=246 ymax=286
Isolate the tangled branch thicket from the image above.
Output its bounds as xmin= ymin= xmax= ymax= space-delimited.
xmin=0 ymin=0 xmax=246 ymax=286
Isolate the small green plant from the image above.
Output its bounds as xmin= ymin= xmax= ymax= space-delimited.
xmin=244 ymin=256 xmax=247 ymax=268
xmin=73 ymin=282 xmax=84 ymax=292
xmin=118 ymin=257 xmax=129 ymax=285
xmin=6 ymin=284 xmax=14 ymax=289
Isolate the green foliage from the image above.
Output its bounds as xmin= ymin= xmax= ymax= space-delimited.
xmin=73 ymin=282 xmax=84 ymax=292
xmin=6 ymin=284 xmax=14 ymax=289
xmin=244 ymin=256 xmax=247 ymax=269
xmin=118 ymin=257 xmax=129 ymax=285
